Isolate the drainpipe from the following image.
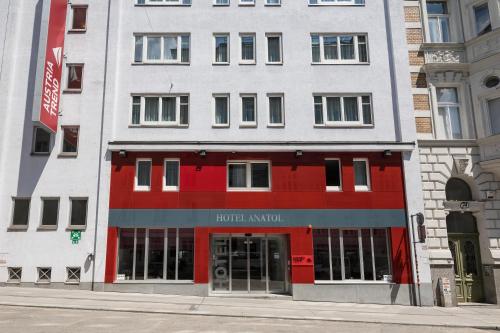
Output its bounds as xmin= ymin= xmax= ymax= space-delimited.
xmin=91 ymin=0 xmax=112 ymax=291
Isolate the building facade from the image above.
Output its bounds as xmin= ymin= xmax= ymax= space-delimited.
xmin=404 ymin=0 xmax=500 ymax=305
xmin=0 ymin=0 xmax=433 ymax=306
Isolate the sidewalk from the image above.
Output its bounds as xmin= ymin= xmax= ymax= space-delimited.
xmin=0 ymin=287 xmax=499 ymax=330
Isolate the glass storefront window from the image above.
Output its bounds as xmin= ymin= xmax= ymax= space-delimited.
xmin=117 ymin=228 xmax=194 ymax=281
xmin=313 ymin=228 xmax=392 ymax=281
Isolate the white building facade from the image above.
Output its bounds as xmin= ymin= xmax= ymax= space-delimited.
xmin=1 ymin=0 xmax=434 ymax=306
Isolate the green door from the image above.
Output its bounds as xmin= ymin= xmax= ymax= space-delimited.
xmin=448 ymin=235 xmax=483 ymax=303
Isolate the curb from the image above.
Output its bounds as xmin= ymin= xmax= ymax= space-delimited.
xmin=0 ymin=302 xmax=499 ymax=331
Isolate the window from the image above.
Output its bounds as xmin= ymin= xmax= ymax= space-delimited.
xmin=7 ymin=267 xmax=22 ymax=283
xmin=61 ymin=126 xmax=79 ymax=156
xmin=311 ymin=34 xmax=368 ymax=64
xmin=265 ymin=0 xmax=281 ymax=5
xmin=37 ymin=267 xmax=51 ymax=283
xmin=214 ymin=0 xmax=230 ymax=5
xmin=239 ymin=0 xmax=255 ymax=5
xmin=134 ymin=34 xmax=190 ymax=64
xmin=10 ymin=198 xmax=30 ymax=228
xmin=66 ymin=267 xmax=81 ymax=283
xmin=427 ymin=1 xmax=450 ymax=43
xmin=268 ymin=94 xmax=284 ymax=126
xmin=66 ymin=64 xmax=83 ymax=91
xmin=213 ymin=94 xmax=230 ymax=127
xmin=40 ymin=198 xmax=59 ymax=228
xmin=240 ymin=34 xmax=256 ymax=64
xmin=266 ymin=34 xmax=282 ymax=64
xmin=313 ymin=228 xmax=391 ymax=281
xmin=214 ymin=34 xmax=230 ymax=64
xmin=136 ymin=0 xmax=192 ymax=6
xmin=70 ymin=6 xmax=87 ymax=31
xmin=130 ymin=95 xmax=189 ymax=127
xmin=474 ymin=3 xmax=491 ymax=36
xmin=32 ymin=127 xmax=51 ymax=154
xmin=325 ymin=159 xmax=341 ymax=191
xmin=309 ymin=0 xmax=365 ymax=5
xmin=353 ymin=158 xmax=370 ymax=191
xmin=117 ymin=228 xmax=194 ymax=281
xmin=488 ymin=97 xmax=500 ymax=136
xmin=69 ymin=198 xmax=88 ymax=228
xmin=314 ymin=95 xmax=373 ymax=126
xmin=135 ymin=159 xmax=152 ymax=191
xmin=241 ymin=95 xmax=257 ymax=127
xmin=436 ymin=87 xmax=462 ymax=139
xmin=227 ymin=161 xmax=270 ymax=191
xmin=163 ymin=159 xmax=180 ymax=191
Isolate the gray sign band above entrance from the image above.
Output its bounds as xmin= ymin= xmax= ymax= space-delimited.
xmin=109 ymin=209 xmax=407 ymax=228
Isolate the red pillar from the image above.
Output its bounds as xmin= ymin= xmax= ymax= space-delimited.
xmin=104 ymin=227 xmax=118 ymax=283
xmin=390 ymin=227 xmax=413 ymax=284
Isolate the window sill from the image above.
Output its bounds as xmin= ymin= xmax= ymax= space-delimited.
xmin=35 ymin=281 xmax=51 ymax=285
xmin=266 ymin=62 xmax=283 ymax=65
xmin=114 ymin=280 xmax=194 ymax=284
xmin=213 ymin=4 xmax=230 ymax=7
xmin=239 ymin=124 xmax=257 ymax=128
xmin=63 ymin=89 xmax=82 ymax=94
xmin=37 ymin=225 xmax=58 ymax=231
xmin=311 ymin=62 xmax=369 ymax=66
xmin=326 ymin=187 xmax=342 ymax=192
xmin=314 ymin=280 xmax=394 ymax=285
xmin=68 ymin=29 xmax=87 ymax=34
xmin=132 ymin=125 xmax=189 ymax=128
xmin=239 ymin=3 xmax=256 ymax=6
xmin=212 ymin=124 xmax=230 ymax=128
xmin=30 ymin=152 xmax=50 ymax=156
xmin=132 ymin=62 xmax=190 ymax=66
xmin=314 ymin=124 xmax=374 ymax=129
xmin=65 ymin=281 xmax=80 ymax=285
xmin=213 ymin=62 xmax=230 ymax=66
xmin=135 ymin=4 xmax=191 ymax=7
xmin=58 ymin=153 xmax=78 ymax=158
xmin=5 ymin=281 xmax=21 ymax=284
xmin=7 ymin=226 xmax=28 ymax=232
xmin=308 ymin=3 xmax=365 ymax=6
xmin=267 ymin=124 xmax=284 ymax=128
xmin=162 ymin=188 xmax=179 ymax=192
xmin=134 ymin=188 xmax=151 ymax=192
xmin=239 ymin=61 xmax=256 ymax=65
xmin=66 ymin=226 xmax=87 ymax=231
xmin=227 ymin=188 xmax=271 ymax=192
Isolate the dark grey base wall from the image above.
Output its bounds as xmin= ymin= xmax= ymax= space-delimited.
xmin=483 ymin=265 xmax=500 ymax=305
xmin=430 ymin=264 xmax=458 ymax=306
xmin=292 ymin=283 xmax=434 ymax=306
xmin=103 ymin=283 xmax=208 ymax=297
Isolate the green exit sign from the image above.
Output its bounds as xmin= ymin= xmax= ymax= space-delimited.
xmin=70 ymin=230 xmax=82 ymax=244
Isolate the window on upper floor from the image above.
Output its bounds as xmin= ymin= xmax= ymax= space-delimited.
xmin=240 ymin=94 xmax=257 ymax=127
xmin=134 ymin=34 xmax=190 ymax=64
xmin=267 ymin=94 xmax=284 ymax=127
xmin=214 ymin=0 xmax=230 ymax=5
xmin=314 ymin=94 xmax=373 ymax=127
xmin=130 ymin=95 xmax=189 ymax=127
xmin=40 ymin=198 xmax=59 ymax=228
xmin=487 ymin=97 xmax=500 ymax=136
xmin=240 ymin=34 xmax=256 ymax=64
xmin=309 ymin=0 xmax=365 ymax=6
xmin=228 ymin=161 xmax=271 ymax=191
xmin=214 ymin=34 xmax=230 ymax=64
xmin=32 ymin=127 xmax=51 ymax=154
xmin=69 ymin=198 xmax=88 ymax=229
xmin=473 ymin=3 xmax=491 ymax=36
xmin=436 ymin=87 xmax=462 ymax=139
xmin=427 ymin=1 xmax=450 ymax=43
xmin=70 ymin=5 xmax=87 ymax=32
xmin=266 ymin=0 xmax=281 ymax=5
xmin=136 ymin=0 xmax=192 ymax=5
xmin=325 ymin=159 xmax=342 ymax=191
xmin=213 ymin=94 xmax=230 ymax=127
xmin=164 ymin=159 xmax=180 ymax=191
xmin=66 ymin=64 xmax=84 ymax=91
xmin=135 ymin=159 xmax=152 ymax=191
xmin=60 ymin=126 xmax=79 ymax=157
xmin=353 ymin=158 xmax=370 ymax=191
xmin=10 ymin=198 xmax=30 ymax=229
xmin=311 ymin=34 xmax=368 ymax=64
xmin=266 ymin=34 xmax=282 ymax=64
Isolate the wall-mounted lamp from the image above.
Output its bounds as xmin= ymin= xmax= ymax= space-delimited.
xmin=119 ymin=150 xmax=127 ymax=158
xmin=383 ymin=150 xmax=392 ymax=157
xmin=411 ymin=212 xmax=426 ymax=243
xmin=295 ymin=150 xmax=303 ymax=157
xmin=199 ymin=150 xmax=207 ymax=157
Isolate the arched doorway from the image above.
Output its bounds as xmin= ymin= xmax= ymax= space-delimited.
xmin=446 ymin=178 xmax=484 ymax=303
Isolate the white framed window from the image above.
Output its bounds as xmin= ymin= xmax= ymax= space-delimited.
xmin=309 ymin=0 xmax=365 ymax=5
xmin=66 ymin=267 xmax=81 ymax=284
xmin=239 ymin=0 xmax=255 ymax=6
xmin=227 ymin=161 xmax=271 ymax=191
xmin=37 ymin=267 xmax=52 ymax=284
xmin=473 ymin=2 xmax=491 ymax=36
xmin=134 ymin=34 xmax=190 ymax=64
xmin=213 ymin=94 xmax=230 ymax=127
xmin=240 ymin=94 xmax=257 ymax=127
xmin=163 ymin=159 xmax=180 ymax=191
xmin=311 ymin=34 xmax=368 ymax=64
xmin=266 ymin=33 xmax=282 ymax=64
xmin=240 ymin=34 xmax=256 ymax=64
xmin=69 ymin=198 xmax=88 ymax=229
xmin=325 ymin=159 xmax=342 ymax=191
xmin=60 ymin=126 xmax=79 ymax=157
xmin=136 ymin=0 xmax=192 ymax=6
xmin=436 ymin=87 xmax=462 ymax=139
xmin=214 ymin=0 xmax=230 ymax=5
xmin=135 ymin=159 xmax=152 ymax=191
xmin=314 ymin=94 xmax=373 ymax=127
xmin=130 ymin=95 xmax=189 ymax=127
xmin=427 ymin=1 xmax=450 ymax=43
xmin=487 ymin=97 xmax=500 ymax=136
xmin=265 ymin=0 xmax=281 ymax=5
xmin=7 ymin=267 xmax=22 ymax=283
xmin=32 ymin=127 xmax=51 ymax=154
xmin=353 ymin=158 xmax=370 ymax=191
xmin=65 ymin=64 xmax=84 ymax=91
xmin=10 ymin=198 xmax=30 ymax=229
xmin=214 ymin=34 xmax=230 ymax=64
xmin=267 ymin=94 xmax=284 ymax=127
xmin=69 ymin=5 xmax=87 ymax=32
xmin=40 ymin=198 xmax=59 ymax=228
xmin=313 ymin=228 xmax=391 ymax=281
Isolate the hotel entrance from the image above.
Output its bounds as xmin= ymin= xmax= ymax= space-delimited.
xmin=211 ymin=234 xmax=289 ymax=294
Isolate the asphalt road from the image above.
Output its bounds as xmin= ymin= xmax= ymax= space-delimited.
xmin=0 ymin=305 xmax=496 ymax=333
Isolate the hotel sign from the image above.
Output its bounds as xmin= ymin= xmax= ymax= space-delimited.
xmin=216 ymin=213 xmax=283 ymax=223
xmin=32 ymin=0 xmax=68 ymax=133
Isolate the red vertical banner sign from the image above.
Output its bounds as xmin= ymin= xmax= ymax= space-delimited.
xmin=38 ymin=0 xmax=68 ymax=133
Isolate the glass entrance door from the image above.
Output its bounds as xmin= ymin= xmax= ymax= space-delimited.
xmin=211 ymin=235 xmax=288 ymax=294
